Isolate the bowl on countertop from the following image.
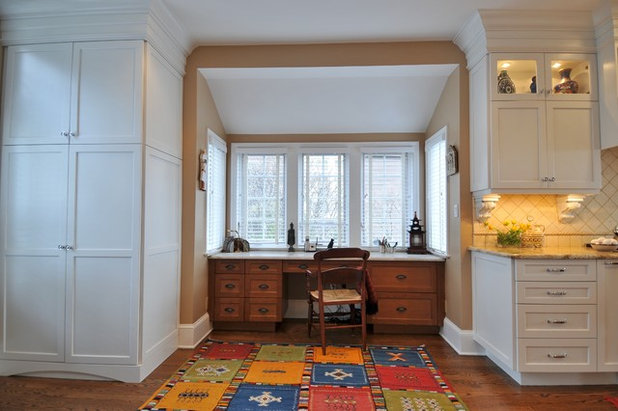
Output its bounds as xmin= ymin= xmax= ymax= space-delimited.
xmin=590 ymin=243 xmax=618 ymax=252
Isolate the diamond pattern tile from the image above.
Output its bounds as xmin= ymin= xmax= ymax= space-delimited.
xmin=474 ymin=146 xmax=618 ymax=244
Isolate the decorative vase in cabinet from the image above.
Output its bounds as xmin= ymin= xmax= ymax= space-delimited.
xmin=497 ymin=70 xmax=516 ymax=94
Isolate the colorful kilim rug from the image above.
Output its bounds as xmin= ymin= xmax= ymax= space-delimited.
xmin=139 ymin=340 xmax=468 ymax=410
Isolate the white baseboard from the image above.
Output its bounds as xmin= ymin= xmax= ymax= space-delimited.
xmin=440 ymin=317 xmax=484 ymax=355
xmin=178 ymin=312 xmax=212 ymax=348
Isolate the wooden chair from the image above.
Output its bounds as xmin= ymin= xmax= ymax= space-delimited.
xmin=305 ymin=247 xmax=370 ymax=354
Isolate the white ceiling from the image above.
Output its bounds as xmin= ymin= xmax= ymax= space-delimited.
xmin=0 ymin=0 xmax=605 ymax=135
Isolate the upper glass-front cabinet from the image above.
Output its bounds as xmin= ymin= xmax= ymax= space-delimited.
xmin=491 ymin=53 xmax=596 ymax=101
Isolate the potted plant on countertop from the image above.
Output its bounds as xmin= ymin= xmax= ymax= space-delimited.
xmin=485 ymin=219 xmax=531 ymax=247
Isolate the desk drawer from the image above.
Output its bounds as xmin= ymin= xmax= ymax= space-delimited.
xmin=516 ymin=260 xmax=596 ymax=282
xmin=517 ymin=281 xmax=597 ymax=304
xmin=215 ymin=260 xmax=244 ymax=274
xmin=245 ymin=274 xmax=282 ymax=298
xmin=369 ymin=294 xmax=437 ymax=325
xmin=517 ymin=305 xmax=596 ymax=338
xmin=369 ymin=263 xmax=436 ymax=292
xmin=245 ymin=298 xmax=281 ymax=322
xmin=214 ymin=298 xmax=244 ymax=321
xmin=517 ymin=338 xmax=596 ymax=372
xmin=246 ymin=260 xmax=282 ymax=275
xmin=215 ymin=274 xmax=244 ymax=297
xmin=283 ymin=260 xmax=316 ymax=273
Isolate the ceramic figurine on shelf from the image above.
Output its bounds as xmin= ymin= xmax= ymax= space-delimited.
xmin=497 ymin=70 xmax=516 ymax=94
xmin=529 ymin=76 xmax=536 ymax=93
xmin=554 ymin=68 xmax=579 ymax=94
xmin=287 ymin=223 xmax=296 ymax=252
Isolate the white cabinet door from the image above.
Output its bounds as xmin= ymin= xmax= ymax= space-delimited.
xmin=546 ymin=101 xmax=601 ymax=190
xmin=2 ymin=44 xmax=72 ymax=145
xmin=598 ymin=260 xmax=618 ymax=371
xmin=0 ymin=146 xmax=69 ymax=361
xmin=491 ymin=101 xmax=547 ymax=189
xmin=65 ymin=144 xmax=141 ymax=364
xmin=70 ymin=41 xmax=143 ymax=145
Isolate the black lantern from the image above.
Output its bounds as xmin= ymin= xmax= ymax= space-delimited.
xmin=407 ymin=211 xmax=427 ymax=254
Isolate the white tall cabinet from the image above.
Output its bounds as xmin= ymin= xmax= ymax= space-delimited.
xmin=0 ymin=40 xmax=183 ymax=382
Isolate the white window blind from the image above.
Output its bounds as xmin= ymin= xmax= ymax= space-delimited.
xmin=206 ymin=130 xmax=227 ymax=252
xmin=361 ymin=152 xmax=413 ymax=247
xmin=236 ymin=153 xmax=286 ymax=246
xmin=425 ymin=127 xmax=447 ymax=254
xmin=300 ymin=153 xmax=348 ymax=246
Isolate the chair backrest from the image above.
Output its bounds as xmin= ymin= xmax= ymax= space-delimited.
xmin=312 ymin=248 xmax=370 ymax=293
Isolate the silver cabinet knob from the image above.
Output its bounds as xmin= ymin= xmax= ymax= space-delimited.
xmin=58 ymin=245 xmax=66 ymax=250
xmin=65 ymin=245 xmax=73 ymax=250
xmin=69 ymin=132 xmax=76 ymax=137
xmin=60 ymin=131 xmax=69 ymax=137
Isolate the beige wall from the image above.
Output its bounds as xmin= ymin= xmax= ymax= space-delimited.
xmin=181 ymin=41 xmax=470 ymax=327
xmin=426 ymin=68 xmax=473 ymax=329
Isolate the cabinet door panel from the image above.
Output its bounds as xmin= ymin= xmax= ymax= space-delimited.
xmin=546 ymin=102 xmax=601 ymax=190
xmin=491 ymin=101 xmax=546 ymax=188
xmin=0 ymin=146 xmax=68 ymax=361
xmin=2 ymin=43 xmax=72 ymax=145
xmin=70 ymin=41 xmax=143 ymax=144
xmin=598 ymin=260 xmax=618 ymax=371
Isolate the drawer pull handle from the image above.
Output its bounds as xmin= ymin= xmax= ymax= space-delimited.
xmin=547 ymin=319 xmax=567 ymax=324
xmin=224 ymin=283 xmax=236 ymax=289
xmin=258 ymin=308 xmax=269 ymax=313
xmin=259 ymin=264 xmax=270 ymax=270
xmin=546 ymin=267 xmax=567 ymax=273
xmin=547 ymin=352 xmax=568 ymax=359
xmin=395 ymin=274 xmax=407 ymax=280
xmin=546 ymin=290 xmax=567 ymax=296
xmin=396 ymin=306 xmax=407 ymax=312
xmin=258 ymin=284 xmax=269 ymax=290
xmin=298 ymin=264 xmax=308 ymax=269
xmin=605 ymin=261 xmax=618 ymax=265
xmin=225 ymin=264 xmax=236 ymax=270
xmin=224 ymin=307 xmax=235 ymax=313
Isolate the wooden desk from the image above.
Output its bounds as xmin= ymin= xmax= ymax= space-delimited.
xmin=208 ymin=251 xmax=445 ymax=334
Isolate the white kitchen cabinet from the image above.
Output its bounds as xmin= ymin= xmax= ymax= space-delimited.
xmin=2 ymin=41 xmax=143 ymax=146
xmin=469 ymin=52 xmax=601 ymax=195
xmin=598 ymin=259 xmax=618 ymax=371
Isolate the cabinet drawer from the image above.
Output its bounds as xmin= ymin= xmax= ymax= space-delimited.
xmin=215 ymin=274 xmax=244 ymax=297
xmin=245 ymin=274 xmax=282 ymax=298
xmin=516 ymin=260 xmax=596 ymax=282
xmin=215 ymin=260 xmax=244 ymax=274
xmin=517 ymin=281 xmax=597 ymax=304
xmin=517 ymin=338 xmax=597 ymax=372
xmin=246 ymin=260 xmax=282 ymax=275
xmin=214 ymin=298 xmax=244 ymax=321
xmin=283 ymin=260 xmax=316 ymax=273
xmin=369 ymin=263 xmax=436 ymax=292
xmin=369 ymin=294 xmax=437 ymax=325
xmin=517 ymin=305 xmax=597 ymax=338
xmin=245 ymin=298 xmax=281 ymax=322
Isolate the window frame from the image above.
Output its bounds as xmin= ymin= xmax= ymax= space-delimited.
xmin=425 ymin=126 xmax=448 ymax=255
xmin=205 ymin=129 xmax=228 ymax=253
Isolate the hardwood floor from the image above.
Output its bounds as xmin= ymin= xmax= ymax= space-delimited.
xmin=0 ymin=320 xmax=616 ymax=410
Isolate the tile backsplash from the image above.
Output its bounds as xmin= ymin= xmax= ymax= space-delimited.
xmin=473 ymin=146 xmax=618 ymax=247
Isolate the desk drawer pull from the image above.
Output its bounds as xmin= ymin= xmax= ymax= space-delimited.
xmin=224 ymin=307 xmax=235 ymax=313
xmin=258 ymin=284 xmax=269 ymax=290
xmin=547 ymin=352 xmax=568 ymax=359
xmin=258 ymin=308 xmax=269 ymax=313
xmin=259 ymin=264 xmax=270 ymax=270
xmin=547 ymin=319 xmax=567 ymax=324
xmin=395 ymin=274 xmax=407 ymax=280
xmin=546 ymin=267 xmax=567 ymax=273
xmin=546 ymin=290 xmax=567 ymax=296
xmin=225 ymin=264 xmax=236 ymax=270
xmin=224 ymin=283 xmax=236 ymax=289
xmin=396 ymin=306 xmax=407 ymax=312
xmin=298 ymin=264 xmax=308 ymax=269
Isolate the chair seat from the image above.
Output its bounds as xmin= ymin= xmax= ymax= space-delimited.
xmin=310 ymin=288 xmax=361 ymax=303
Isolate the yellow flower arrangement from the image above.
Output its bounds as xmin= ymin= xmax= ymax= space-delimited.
xmin=484 ymin=219 xmax=531 ymax=247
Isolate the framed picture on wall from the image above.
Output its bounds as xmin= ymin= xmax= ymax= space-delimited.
xmin=447 ymin=145 xmax=458 ymax=176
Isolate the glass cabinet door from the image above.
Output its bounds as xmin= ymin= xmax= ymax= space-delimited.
xmin=546 ymin=53 xmax=596 ymax=100
xmin=491 ymin=54 xmax=544 ymax=100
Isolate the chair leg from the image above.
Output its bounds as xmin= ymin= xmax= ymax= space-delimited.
xmin=361 ymin=303 xmax=367 ymax=351
xmin=319 ymin=306 xmax=327 ymax=355
xmin=307 ymin=300 xmax=313 ymax=337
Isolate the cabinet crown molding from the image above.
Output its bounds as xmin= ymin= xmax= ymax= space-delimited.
xmin=455 ymin=9 xmax=597 ymax=69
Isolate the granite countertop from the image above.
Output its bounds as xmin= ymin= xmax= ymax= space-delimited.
xmin=469 ymin=245 xmax=618 ymax=259
xmin=207 ymin=250 xmax=445 ymax=262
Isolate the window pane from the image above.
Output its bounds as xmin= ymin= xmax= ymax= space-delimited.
xmin=300 ymin=153 xmax=348 ymax=246
xmin=361 ymin=153 xmax=412 ymax=247
xmin=425 ymin=131 xmax=447 ymax=254
xmin=206 ymin=133 xmax=227 ymax=251
xmin=236 ymin=154 xmax=286 ymax=245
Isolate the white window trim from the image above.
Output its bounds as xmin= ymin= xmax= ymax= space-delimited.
xmin=425 ymin=126 xmax=448 ymax=256
xmin=230 ymin=141 xmax=419 ymax=250
xmin=205 ymin=129 xmax=227 ymax=253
